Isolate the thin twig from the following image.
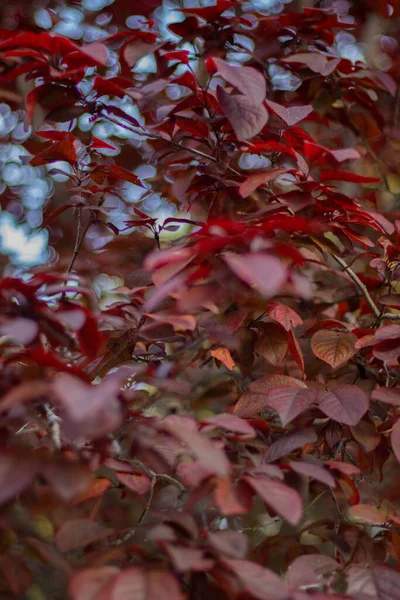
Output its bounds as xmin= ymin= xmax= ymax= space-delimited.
xmin=67 ymin=209 xmax=94 ymax=275
xmin=331 ymin=253 xmax=381 ymax=319
xmin=43 ymin=404 xmax=61 ymax=450
xmin=111 ymin=458 xmax=186 ymax=546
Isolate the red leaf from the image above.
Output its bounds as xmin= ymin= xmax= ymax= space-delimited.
xmin=91 ymin=137 xmax=117 ymax=150
xmin=288 ymin=460 xmax=336 ymax=487
xmin=165 ymin=544 xmax=214 ymax=572
xmin=372 ymin=386 xmax=400 ymax=405
xmin=52 ymin=374 xmax=123 ymax=439
xmin=348 ymin=504 xmax=384 ymax=524
xmin=96 ymin=567 xmax=183 ymax=600
xmin=346 ymin=564 xmax=400 ymax=600
xmin=0 ymin=450 xmax=35 ymax=504
xmin=224 ymin=559 xmax=288 ymax=600
xmin=243 ymin=474 xmax=303 ymax=525
xmin=36 ymin=130 xmax=75 ymax=142
xmin=264 ymin=385 xmax=316 ymax=426
xmin=55 ymin=519 xmax=114 ymax=552
xmin=117 ymin=472 xmax=152 ymax=495
xmin=215 ymin=477 xmax=253 ymax=516
xmin=266 ymin=100 xmax=313 ymax=126
xmin=318 ymin=384 xmax=369 ymax=426
xmin=73 ymin=478 xmax=111 ymax=505
xmin=223 ymin=252 xmax=286 ymax=298
xmin=287 ymin=554 xmax=339 ymax=590
xmin=172 ymin=71 xmax=198 ymax=93
xmin=287 ymin=330 xmax=305 ymax=373
xmin=30 ymin=140 xmax=77 ymax=166
xmin=255 ymin=323 xmax=288 ymax=365
xmin=320 ymin=170 xmax=381 ymax=183
xmin=91 ymin=164 xmax=143 ymax=187
xmin=324 ymin=460 xmax=360 ymax=475
xmin=202 ymin=413 xmax=256 ymax=438
xmin=213 ymin=58 xmax=267 ymax=104
xmin=41 ymin=203 xmax=76 ymax=229
xmin=267 ymin=301 xmax=303 ymax=331
xmin=69 ymin=567 xmax=120 ymax=600
xmin=239 ymin=168 xmax=288 ymax=198
xmin=122 ymin=41 xmax=163 ymax=68
xmin=265 ymin=428 xmax=317 ymax=462
xmin=311 ymin=330 xmax=357 ymax=369
xmin=391 ymin=418 xmax=400 ymax=464
xmin=40 ymin=460 xmax=92 ymax=502
xmin=234 ymin=375 xmax=306 ymax=418
xmin=207 ymin=530 xmax=248 ymax=559
xmin=211 ymin=346 xmax=236 ymax=370
xmin=77 ymin=314 xmax=104 ymax=359
xmin=217 ymin=86 xmax=269 ymax=141
xmin=163 ymin=420 xmax=230 ymax=477
xmin=0 ymin=555 xmax=33 ymax=596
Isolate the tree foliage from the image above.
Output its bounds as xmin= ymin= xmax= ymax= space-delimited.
xmin=2 ymin=0 xmax=400 ymax=598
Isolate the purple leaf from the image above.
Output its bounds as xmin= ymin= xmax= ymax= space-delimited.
xmin=214 ymin=58 xmax=267 ymax=103
xmin=217 ymin=86 xmax=269 ymax=141
xmin=266 ymin=99 xmax=313 ymax=126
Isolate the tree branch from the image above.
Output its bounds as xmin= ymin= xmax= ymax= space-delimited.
xmin=331 ymin=253 xmax=381 ymax=319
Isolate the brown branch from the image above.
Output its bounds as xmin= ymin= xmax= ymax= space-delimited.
xmin=331 ymin=253 xmax=381 ymax=319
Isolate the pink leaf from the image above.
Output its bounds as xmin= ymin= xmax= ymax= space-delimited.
xmin=266 ymin=100 xmax=313 ymax=126
xmin=213 ymin=58 xmax=267 ymax=103
xmin=287 ymin=554 xmax=339 ymax=590
xmin=69 ymin=567 xmax=120 ymax=600
xmin=318 ymin=385 xmax=369 ymax=426
xmin=217 ymin=86 xmax=269 ymax=141
xmin=207 ymin=530 xmax=248 ymax=559
xmin=282 ymin=53 xmax=341 ymax=76
xmin=223 ymin=252 xmax=286 ymax=298
xmin=264 ymin=385 xmax=316 ymax=426
xmin=372 ymin=386 xmax=400 ymax=405
xmin=163 ymin=421 xmax=230 ymax=477
xmin=52 ymin=374 xmax=123 ymax=440
xmin=0 ymin=318 xmax=39 ymax=345
xmin=224 ymin=559 xmax=288 ymax=600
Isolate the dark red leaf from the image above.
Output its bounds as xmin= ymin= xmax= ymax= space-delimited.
xmin=320 ymin=170 xmax=381 ymax=184
xmin=55 ymin=519 xmax=114 ymax=552
xmin=213 ymin=58 xmax=267 ymax=104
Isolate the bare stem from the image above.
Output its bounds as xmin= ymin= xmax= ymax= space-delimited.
xmin=331 ymin=253 xmax=381 ymax=319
